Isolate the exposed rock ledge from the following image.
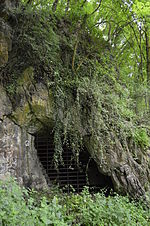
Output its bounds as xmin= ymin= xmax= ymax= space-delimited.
xmin=0 ymin=0 xmax=149 ymax=199
xmin=0 ymin=83 xmax=149 ymax=199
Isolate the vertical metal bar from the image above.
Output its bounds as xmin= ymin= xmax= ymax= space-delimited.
xmin=35 ymin=133 xmax=91 ymax=194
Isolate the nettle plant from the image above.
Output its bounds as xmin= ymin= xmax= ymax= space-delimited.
xmin=0 ymin=179 xmax=149 ymax=226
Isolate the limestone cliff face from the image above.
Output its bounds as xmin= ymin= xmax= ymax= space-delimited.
xmin=0 ymin=2 xmax=10 ymax=65
xmin=85 ymin=136 xmax=149 ymax=199
xmin=0 ymin=1 xmax=149 ymax=199
xmin=0 ymin=0 xmax=19 ymax=65
xmin=0 ymin=0 xmax=47 ymax=189
xmin=0 ymin=77 xmax=149 ymax=198
xmin=0 ymin=85 xmax=47 ymax=189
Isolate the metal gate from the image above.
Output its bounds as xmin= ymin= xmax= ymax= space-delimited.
xmin=34 ymin=133 xmax=87 ymax=193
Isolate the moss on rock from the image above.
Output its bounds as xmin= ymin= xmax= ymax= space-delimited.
xmin=0 ymin=4 xmax=149 ymax=199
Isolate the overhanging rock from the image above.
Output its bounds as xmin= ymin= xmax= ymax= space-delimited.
xmin=0 ymin=1 xmax=149 ymax=198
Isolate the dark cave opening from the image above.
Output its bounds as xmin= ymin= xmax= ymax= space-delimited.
xmin=34 ymin=132 xmax=114 ymax=193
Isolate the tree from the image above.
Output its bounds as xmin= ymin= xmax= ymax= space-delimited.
xmin=11 ymin=0 xmax=150 ymax=113
xmin=132 ymin=0 xmax=150 ymax=109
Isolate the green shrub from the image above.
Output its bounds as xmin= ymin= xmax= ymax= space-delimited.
xmin=0 ymin=179 xmax=149 ymax=226
xmin=133 ymin=128 xmax=150 ymax=148
xmin=0 ymin=179 xmax=67 ymax=226
xmin=76 ymin=189 xmax=150 ymax=226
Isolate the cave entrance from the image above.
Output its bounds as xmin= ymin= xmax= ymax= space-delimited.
xmin=34 ymin=132 xmax=114 ymax=193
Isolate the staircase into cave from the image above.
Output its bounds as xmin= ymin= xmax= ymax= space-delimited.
xmin=34 ymin=132 xmax=114 ymax=193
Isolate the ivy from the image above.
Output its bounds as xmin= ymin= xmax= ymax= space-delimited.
xmin=1 ymin=1 xmax=150 ymax=169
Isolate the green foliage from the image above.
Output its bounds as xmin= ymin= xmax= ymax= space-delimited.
xmin=0 ymin=179 xmax=34 ymax=225
xmin=2 ymin=6 xmax=60 ymax=92
xmin=132 ymin=128 xmax=150 ymax=149
xmin=1 ymin=0 xmax=150 ymax=167
xmin=0 ymin=179 xmax=149 ymax=226
xmin=0 ymin=179 xmax=68 ymax=225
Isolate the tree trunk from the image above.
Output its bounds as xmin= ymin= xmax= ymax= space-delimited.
xmin=145 ymin=27 xmax=150 ymax=109
xmin=52 ymin=0 xmax=59 ymax=12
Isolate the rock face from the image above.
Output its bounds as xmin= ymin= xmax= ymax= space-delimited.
xmin=0 ymin=81 xmax=149 ymax=197
xmin=0 ymin=1 xmax=46 ymax=189
xmin=0 ymin=0 xmax=45 ymax=189
xmin=0 ymin=0 xmax=149 ymax=199
xmin=0 ymin=86 xmax=47 ymax=189
xmin=0 ymin=0 xmax=13 ymax=66
xmin=85 ymin=134 xmax=150 ymax=199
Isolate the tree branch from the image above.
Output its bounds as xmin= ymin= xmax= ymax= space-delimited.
xmin=52 ymin=0 xmax=59 ymax=12
xmin=90 ymin=0 xmax=103 ymax=16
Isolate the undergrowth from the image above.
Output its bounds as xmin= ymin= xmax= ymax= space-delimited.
xmin=0 ymin=179 xmax=149 ymax=226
